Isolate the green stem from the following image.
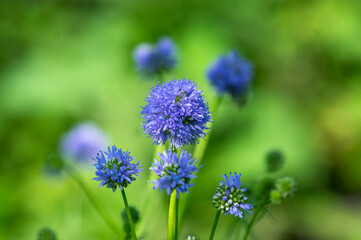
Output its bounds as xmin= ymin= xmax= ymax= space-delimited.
xmin=64 ymin=165 xmax=122 ymax=237
xmin=121 ymin=189 xmax=138 ymax=240
xmin=168 ymin=190 xmax=177 ymax=240
xmin=243 ymin=200 xmax=270 ymax=240
xmin=209 ymin=211 xmax=221 ymax=240
xmin=175 ymin=197 xmax=179 ymax=240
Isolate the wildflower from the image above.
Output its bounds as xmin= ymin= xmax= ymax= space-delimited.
xmin=140 ymin=79 xmax=212 ymax=148
xmin=265 ymin=149 xmax=284 ymax=173
xmin=59 ymin=122 xmax=108 ymax=162
xmin=133 ymin=37 xmax=177 ymax=77
xmin=207 ymin=51 xmax=253 ymax=101
xmin=93 ymin=146 xmax=143 ymax=192
xmin=212 ymin=172 xmax=253 ymax=218
xmin=37 ymin=227 xmax=57 ymax=240
xmin=150 ymin=150 xmax=201 ymax=198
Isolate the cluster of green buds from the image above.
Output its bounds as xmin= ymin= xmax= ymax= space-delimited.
xmin=270 ymin=177 xmax=297 ymax=204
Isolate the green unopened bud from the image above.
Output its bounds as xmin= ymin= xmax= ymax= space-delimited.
xmin=37 ymin=227 xmax=57 ymax=240
xmin=275 ymin=177 xmax=297 ymax=198
xmin=266 ymin=150 xmax=284 ymax=173
xmin=43 ymin=153 xmax=64 ymax=175
xmin=121 ymin=205 xmax=140 ymax=239
xmin=270 ymin=190 xmax=282 ymax=204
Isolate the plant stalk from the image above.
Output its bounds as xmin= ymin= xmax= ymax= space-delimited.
xmin=209 ymin=211 xmax=221 ymax=240
xmin=121 ymin=189 xmax=138 ymax=240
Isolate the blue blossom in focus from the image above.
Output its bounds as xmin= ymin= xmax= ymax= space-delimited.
xmin=212 ymin=172 xmax=253 ymax=218
xmin=59 ymin=122 xmax=108 ymax=162
xmin=133 ymin=37 xmax=177 ymax=77
xmin=207 ymin=51 xmax=253 ymax=100
xmin=140 ymin=79 xmax=212 ymax=148
xmin=150 ymin=150 xmax=201 ymax=198
xmin=93 ymin=146 xmax=143 ymax=192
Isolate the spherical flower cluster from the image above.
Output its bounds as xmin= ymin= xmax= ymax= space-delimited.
xmin=150 ymin=150 xmax=202 ymax=198
xmin=93 ymin=146 xmax=143 ymax=192
xmin=212 ymin=172 xmax=253 ymax=218
xmin=59 ymin=122 xmax=108 ymax=162
xmin=207 ymin=51 xmax=253 ymax=99
xmin=140 ymin=79 xmax=212 ymax=148
xmin=133 ymin=37 xmax=177 ymax=77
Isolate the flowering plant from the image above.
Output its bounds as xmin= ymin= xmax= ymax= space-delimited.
xmin=42 ymin=36 xmax=296 ymax=240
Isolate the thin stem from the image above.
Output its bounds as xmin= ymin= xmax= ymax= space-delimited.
xmin=121 ymin=189 xmax=138 ymax=240
xmin=168 ymin=190 xmax=177 ymax=240
xmin=209 ymin=211 xmax=221 ymax=240
xmin=243 ymin=200 xmax=270 ymax=240
xmin=175 ymin=197 xmax=179 ymax=240
xmin=64 ymin=165 xmax=122 ymax=237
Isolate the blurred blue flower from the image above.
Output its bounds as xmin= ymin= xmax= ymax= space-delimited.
xmin=212 ymin=172 xmax=253 ymax=218
xmin=207 ymin=51 xmax=253 ymax=100
xmin=59 ymin=122 xmax=108 ymax=162
xmin=93 ymin=146 xmax=143 ymax=192
xmin=133 ymin=37 xmax=177 ymax=77
xmin=140 ymin=79 xmax=212 ymax=148
xmin=150 ymin=150 xmax=201 ymax=198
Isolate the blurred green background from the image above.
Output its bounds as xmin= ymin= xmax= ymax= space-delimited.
xmin=1 ymin=0 xmax=361 ymax=239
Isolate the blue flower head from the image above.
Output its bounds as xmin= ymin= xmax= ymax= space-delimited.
xmin=150 ymin=150 xmax=202 ymax=198
xmin=133 ymin=37 xmax=177 ymax=77
xmin=207 ymin=51 xmax=253 ymax=101
xmin=93 ymin=146 xmax=143 ymax=192
xmin=59 ymin=122 xmax=108 ymax=162
xmin=212 ymin=172 xmax=253 ymax=218
xmin=140 ymin=79 xmax=212 ymax=148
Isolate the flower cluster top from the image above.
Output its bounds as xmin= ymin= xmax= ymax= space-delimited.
xmin=93 ymin=146 xmax=143 ymax=192
xmin=150 ymin=150 xmax=201 ymax=198
xmin=140 ymin=79 xmax=212 ymax=148
xmin=212 ymin=172 xmax=253 ymax=218
xmin=207 ymin=51 xmax=253 ymax=99
xmin=133 ymin=37 xmax=177 ymax=77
